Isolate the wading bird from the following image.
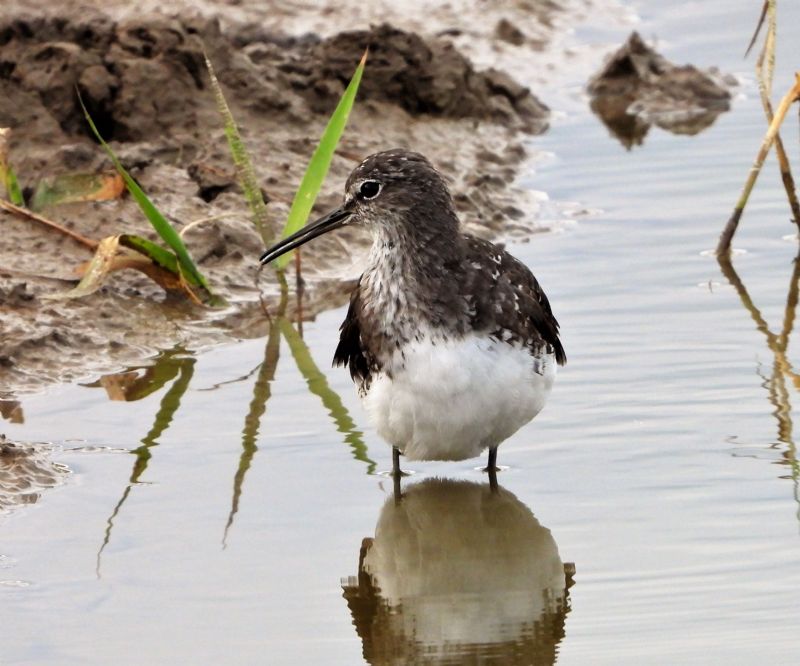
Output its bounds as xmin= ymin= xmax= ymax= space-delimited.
xmin=260 ymin=150 xmax=565 ymax=484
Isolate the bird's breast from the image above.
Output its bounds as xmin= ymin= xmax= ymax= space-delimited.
xmin=362 ymin=332 xmax=556 ymax=460
xmin=359 ymin=262 xmax=470 ymax=367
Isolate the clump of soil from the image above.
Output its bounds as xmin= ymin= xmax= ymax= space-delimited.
xmin=587 ymin=32 xmax=735 ymax=148
xmin=0 ymin=8 xmax=552 ymax=395
xmin=303 ymin=24 xmax=548 ymax=132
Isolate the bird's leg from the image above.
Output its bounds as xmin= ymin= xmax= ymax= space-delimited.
xmin=392 ymin=446 xmax=403 ymax=503
xmin=484 ymin=447 xmax=499 ymax=492
xmin=392 ymin=446 xmax=402 ymax=478
xmin=484 ymin=446 xmax=498 ymax=472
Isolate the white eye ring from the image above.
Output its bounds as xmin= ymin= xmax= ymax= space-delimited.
xmin=358 ymin=180 xmax=382 ymax=200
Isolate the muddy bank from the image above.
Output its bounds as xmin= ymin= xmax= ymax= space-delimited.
xmin=588 ymin=32 xmax=736 ymax=148
xmin=0 ymin=3 xmax=562 ymax=396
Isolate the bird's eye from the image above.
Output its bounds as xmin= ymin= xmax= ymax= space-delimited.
xmin=358 ymin=180 xmax=381 ymax=200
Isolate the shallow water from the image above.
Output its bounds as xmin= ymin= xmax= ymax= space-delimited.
xmin=3 ymin=2 xmax=800 ymax=664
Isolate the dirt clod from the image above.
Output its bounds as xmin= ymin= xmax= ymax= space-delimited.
xmin=305 ymin=24 xmax=548 ymax=132
xmin=587 ymin=32 xmax=733 ymax=148
xmin=495 ymin=18 xmax=526 ymax=47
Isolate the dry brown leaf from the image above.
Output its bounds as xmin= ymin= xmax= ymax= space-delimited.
xmin=98 ymin=372 xmax=142 ymax=401
xmin=44 ymin=235 xmax=197 ymax=300
xmin=43 ymin=235 xmax=122 ymax=300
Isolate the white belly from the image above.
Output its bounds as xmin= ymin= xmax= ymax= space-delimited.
xmin=362 ymin=333 xmax=556 ymax=461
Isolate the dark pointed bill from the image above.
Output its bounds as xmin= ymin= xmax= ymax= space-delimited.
xmin=259 ymin=206 xmax=352 ymax=265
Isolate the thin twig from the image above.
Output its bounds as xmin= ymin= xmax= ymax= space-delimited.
xmin=753 ymin=2 xmax=800 ymax=229
xmin=745 ymin=0 xmax=769 ymax=57
xmin=0 ymin=197 xmax=98 ymax=250
xmin=178 ymin=212 xmax=242 ymax=238
xmin=718 ymin=74 xmax=800 ymax=255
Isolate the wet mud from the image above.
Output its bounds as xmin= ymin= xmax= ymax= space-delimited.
xmin=0 ymin=434 xmax=70 ymax=512
xmin=0 ymin=5 xmax=556 ymax=395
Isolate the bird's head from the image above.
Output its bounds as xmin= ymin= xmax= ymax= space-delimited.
xmin=259 ymin=149 xmax=459 ymax=266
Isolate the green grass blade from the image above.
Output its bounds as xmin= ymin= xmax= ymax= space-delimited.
xmin=0 ymin=128 xmax=24 ymax=206
xmin=4 ymin=166 xmax=23 ymax=206
xmin=204 ymin=53 xmax=271 ymax=246
xmin=275 ymin=49 xmax=368 ymax=270
xmin=279 ymin=317 xmax=375 ymax=473
xmin=119 ymin=234 xmax=186 ymax=282
xmin=77 ymin=92 xmax=215 ymax=299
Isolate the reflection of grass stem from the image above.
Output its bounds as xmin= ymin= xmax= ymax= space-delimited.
xmin=718 ymin=254 xmax=800 ymax=525
xmin=280 ymin=318 xmax=375 ymax=473
xmin=223 ymin=322 xmax=282 ymax=546
xmin=718 ymin=256 xmax=800 ymax=385
xmin=196 ymin=362 xmax=262 ymax=392
xmin=223 ymin=281 xmax=288 ymax=544
xmin=83 ymin=347 xmax=186 ymax=401
xmin=295 ymin=250 xmax=305 ymax=336
xmin=226 ymin=265 xmax=373 ymax=542
xmin=96 ymin=352 xmax=196 ymax=576
xmin=224 ymin=302 xmax=375 ymax=548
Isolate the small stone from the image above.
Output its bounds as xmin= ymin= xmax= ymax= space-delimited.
xmin=494 ymin=18 xmax=526 ymax=47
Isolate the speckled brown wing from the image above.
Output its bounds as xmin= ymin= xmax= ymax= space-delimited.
xmin=463 ymin=236 xmax=566 ymax=365
xmin=333 ymin=278 xmax=379 ymax=390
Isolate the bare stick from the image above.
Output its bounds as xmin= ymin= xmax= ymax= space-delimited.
xmin=745 ymin=0 xmax=768 ymax=58
xmin=754 ymin=2 xmax=800 ymax=229
xmin=717 ymin=74 xmax=800 ymax=256
xmin=0 ymin=197 xmax=98 ymax=250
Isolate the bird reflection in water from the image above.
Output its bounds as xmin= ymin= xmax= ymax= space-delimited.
xmin=342 ymin=478 xmax=574 ymax=665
